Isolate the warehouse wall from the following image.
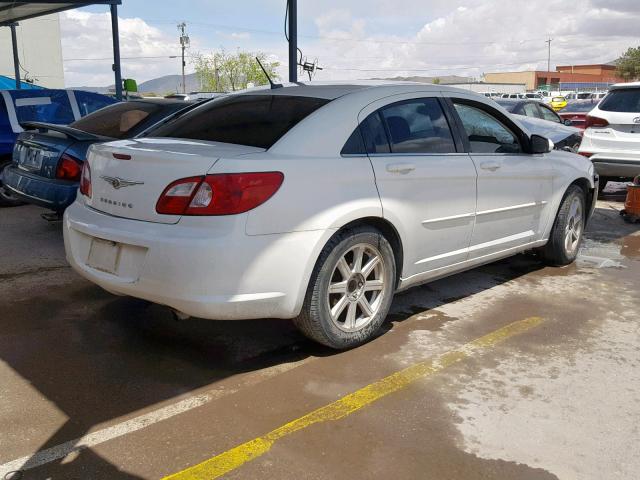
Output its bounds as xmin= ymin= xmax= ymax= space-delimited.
xmin=0 ymin=14 xmax=64 ymax=88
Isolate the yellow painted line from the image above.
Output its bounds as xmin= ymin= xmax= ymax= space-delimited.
xmin=163 ymin=316 xmax=544 ymax=480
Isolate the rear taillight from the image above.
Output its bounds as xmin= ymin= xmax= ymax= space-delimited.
xmin=584 ymin=115 xmax=609 ymax=129
xmin=579 ymin=152 xmax=593 ymax=158
xmin=79 ymin=161 xmax=92 ymax=198
xmin=156 ymin=172 xmax=284 ymax=216
xmin=56 ymin=154 xmax=82 ymax=181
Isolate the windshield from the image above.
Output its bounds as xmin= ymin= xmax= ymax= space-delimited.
xmin=150 ymin=94 xmax=330 ymax=149
xmin=8 ymin=90 xmax=75 ymax=124
xmin=70 ymin=101 xmax=180 ymax=139
xmin=599 ymin=89 xmax=640 ymax=113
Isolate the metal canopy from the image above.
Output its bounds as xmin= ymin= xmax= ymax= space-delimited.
xmin=0 ymin=1 xmax=119 ymax=26
xmin=0 ymin=0 xmax=123 ymax=98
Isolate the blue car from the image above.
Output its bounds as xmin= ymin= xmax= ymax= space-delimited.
xmin=0 ymin=89 xmax=118 ymax=206
xmin=2 ymin=98 xmax=197 ymax=212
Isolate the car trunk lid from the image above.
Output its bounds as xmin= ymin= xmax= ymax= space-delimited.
xmin=85 ymin=138 xmax=265 ymax=224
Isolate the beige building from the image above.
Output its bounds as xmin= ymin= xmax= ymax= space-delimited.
xmin=0 ymin=14 xmax=64 ymax=88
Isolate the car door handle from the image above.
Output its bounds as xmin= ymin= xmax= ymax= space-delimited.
xmin=480 ymin=161 xmax=501 ymax=172
xmin=386 ymin=163 xmax=416 ymax=174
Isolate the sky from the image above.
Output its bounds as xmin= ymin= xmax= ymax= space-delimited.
xmin=60 ymin=0 xmax=640 ymax=87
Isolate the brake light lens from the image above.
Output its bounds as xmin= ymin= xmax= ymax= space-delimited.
xmin=56 ymin=154 xmax=82 ymax=181
xmin=584 ymin=115 xmax=609 ymax=129
xmin=156 ymin=172 xmax=284 ymax=216
xmin=79 ymin=161 xmax=92 ymax=198
xmin=579 ymin=152 xmax=593 ymax=158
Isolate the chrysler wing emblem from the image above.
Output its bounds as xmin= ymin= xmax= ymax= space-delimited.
xmin=634 ymin=117 xmax=640 ymax=124
xmin=100 ymin=175 xmax=144 ymax=189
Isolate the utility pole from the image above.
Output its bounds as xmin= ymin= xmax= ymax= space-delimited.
xmin=178 ymin=22 xmax=190 ymax=93
xmin=288 ymin=0 xmax=297 ymax=83
xmin=545 ymin=37 xmax=553 ymax=73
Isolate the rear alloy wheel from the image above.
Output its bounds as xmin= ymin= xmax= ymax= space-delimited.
xmin=0 ymin=161 xmax=25 ymax=207
xmin=540 ymin=185 xmax=585 ymax=266
xmin=295 ymin=228 xmax=396 ymax=349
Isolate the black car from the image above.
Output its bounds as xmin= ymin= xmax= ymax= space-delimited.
xmin=494 ymin=99 xmax=571 ymax=125
xmin=2 ymin=99 xmax=197 ymax=213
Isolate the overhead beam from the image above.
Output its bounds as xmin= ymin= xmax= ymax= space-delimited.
xmin=0 ymin=1 xmax=121 ymax=26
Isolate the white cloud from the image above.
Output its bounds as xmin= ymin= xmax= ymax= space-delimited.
xmin=302 ymin=0 xmax=640 ymax=81
xmin=61 ymin=10 xmax=187 ymax=87
xmin=60 ymin=1 xmax=640 ymax=87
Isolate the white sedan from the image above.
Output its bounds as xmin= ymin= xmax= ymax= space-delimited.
xmin=64 ymin=82 xmax=597 ymax=349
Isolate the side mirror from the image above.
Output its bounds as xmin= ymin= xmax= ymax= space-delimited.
xmin=531 ymin=134 xmax=553 ymax=154
xmin=564 ymin=119 xmax=573 ymax=126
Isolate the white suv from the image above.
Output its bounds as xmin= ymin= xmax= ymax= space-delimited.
xmin=579 ymin=82 xmax=640 ymax=190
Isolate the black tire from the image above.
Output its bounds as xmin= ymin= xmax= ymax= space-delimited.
xmin=294 ymin=227 xmax=396 ymax=349
xmin=597 ymin=176 xmax=611 ymax=197
xmin=0 ymin=161 xmax=26 ymax=207
xmin=540 ymin=185 xmax=586 ymax=266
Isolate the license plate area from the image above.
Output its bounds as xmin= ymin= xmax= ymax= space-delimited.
xmin=87 ymin=238 xmax=121 ymax=274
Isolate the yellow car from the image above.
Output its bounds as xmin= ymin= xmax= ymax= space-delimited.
xmin=549 ymin=96 xmax=568 ymax=111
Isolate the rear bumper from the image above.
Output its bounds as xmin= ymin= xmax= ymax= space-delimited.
xmin=590 ymin=159 xmax=640 ymax=179
xmin=63 ymin=200 xmax=330 ymax=320
xmin=2 ymin=165 xmax=77 ymax=210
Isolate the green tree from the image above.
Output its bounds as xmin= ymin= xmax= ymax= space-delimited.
xmin=432 ymin=77 xmax=441 ymax=85
xmin=616 ymin=47 xmax=640 ymax=81
xmin=193 ymin=49 xmax=280 ymax=92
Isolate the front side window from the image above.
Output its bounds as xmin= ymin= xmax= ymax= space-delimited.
xmin=151 ymin=94 xmax=329 ymax=149
xmin=379 ymin=98 xmax=456 ymax=154
xmin=453 ymin=102 xmax=522 ymax=154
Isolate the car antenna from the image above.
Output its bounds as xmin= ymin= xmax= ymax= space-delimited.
xmin=256 ymin=57 xmax=282 ymax=89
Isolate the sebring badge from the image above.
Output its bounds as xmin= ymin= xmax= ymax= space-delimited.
xmin=100 ymin=175 xmax=144 ymax=189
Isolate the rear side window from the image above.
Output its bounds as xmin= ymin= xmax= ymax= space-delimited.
xmin=360 ymin=112 xmax=390 ymax=154
xmin=380 ymin=98 xmax=455 ymax=154
xmin=522 ymin=103 xmax=540 ymax=118
xmin=70 ymin=102 xmax=168 ymax=139
xmin=151 ymin=95 xmax=329 ymax=149
xmin=72 ymin=91 xmax=118 ymax=116
xmin=453 ymin=102 xmax=522 ymax=154
xmin=599 ymin=89 xmax=640 ymax=113
xmin=539 ymin=105 xmax=561 ymax=123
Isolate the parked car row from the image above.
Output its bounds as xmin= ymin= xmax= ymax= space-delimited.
xmin=6 ymin=81 xmax=639 ymax=349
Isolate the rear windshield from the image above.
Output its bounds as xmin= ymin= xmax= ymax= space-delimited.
xmin=599 ymin=89 xmax=640 ymax=113
xmin=150 ymin=94 xmax=330 ymax=148
xmin=9 ymin=90 xmax=75 ymax=124
xmin=563 ymin=101 xmax=597 ymax=113
xmin=494 ymin=100 xmax=516 ymax=112
xmin=70 ymin=101 xmax=174 ymax=139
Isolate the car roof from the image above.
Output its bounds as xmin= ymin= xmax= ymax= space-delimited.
xmin=231 ymin=81 xmax=466 ymax=100
xmin=610 ymin=82 xmax=640 ymax=90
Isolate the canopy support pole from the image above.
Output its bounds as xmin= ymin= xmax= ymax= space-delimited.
xmin=10 ymin=23 xmax=20 ymax=89
xmin=110 ymin=3 xmax=122 ymax=100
